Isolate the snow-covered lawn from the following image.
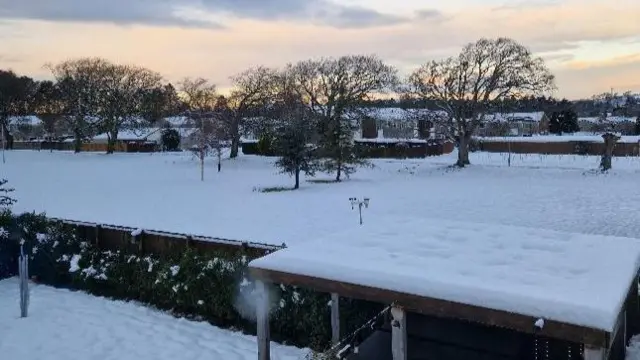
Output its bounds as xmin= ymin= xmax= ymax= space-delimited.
xmin=4 ymin=150 xmax=640 ymax=245
xmin=0 ymin=278 xmax=307 ymax=360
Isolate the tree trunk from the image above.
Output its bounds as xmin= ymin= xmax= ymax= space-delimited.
xmin=1 ymin=121 xmax=9 ymax=150
xmin=456 ymin=134 xmax=471 ymax=167
xmin=73 ymin=128 xmax=82 ymax=153
xmin=217 ymin=150 xmax=222 ymax=172
xmin=106 ymin=129 xmax=118 ymax=154
xmin=294 ymin=168 xmax=300 ymax=190
xmin=230 ymin=135 xmax=240 ymax=158
xmin=335 ymin=165 xmax=342 ymax=182
xmin=230 ymin=116 xmax=241 ymax=158
xmin=600 ymin=133 xmax=620 ymax=171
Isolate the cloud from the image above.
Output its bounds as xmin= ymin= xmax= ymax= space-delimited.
xmin=0 ymin=0 xmax=222 ymax=28
xmin=565 ymin=53 xmax=640 ymax=70
xmin=492 ymin=0 xmax=563 ymax=12
xmin=0 ymin=53 xmax=22 ymax=64
xmin=0 ymin=0 xmax=410 ymax=29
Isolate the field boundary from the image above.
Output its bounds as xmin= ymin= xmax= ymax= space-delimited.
xmin=50 ymin=217 xmax=285 ymax=256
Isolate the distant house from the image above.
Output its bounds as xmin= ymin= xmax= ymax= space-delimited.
xmin=7 ymin=116 xmax=44 ymax=140
xmin=578 ymin=115 xmax=637 ymax=135
xmin=358 ymin=108 xmax=448 ymax=140
xmin=477 ymin=112 xmax=549 ymax=137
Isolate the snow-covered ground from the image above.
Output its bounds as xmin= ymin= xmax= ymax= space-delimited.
xmin=0 ymin=278 xmax=308 ymax=360
xmin=4 ymin=150 xmax=640 ymax=245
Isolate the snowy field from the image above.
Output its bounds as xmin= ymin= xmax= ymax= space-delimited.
xmin=4 ymin=150 xmax=640 ymax=245
xmin=0 ymin=278 xmax=308 ymax=360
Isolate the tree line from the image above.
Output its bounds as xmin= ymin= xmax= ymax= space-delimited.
xmin=1 ymin=37 xmax=560 ymax=178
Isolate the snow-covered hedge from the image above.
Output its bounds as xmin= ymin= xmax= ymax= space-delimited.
xmin=0 ymin=211 xmax=381 ymax=351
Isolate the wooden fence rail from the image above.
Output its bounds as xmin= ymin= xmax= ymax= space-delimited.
xmin=50 ymin=217 xmax=285 ymax=258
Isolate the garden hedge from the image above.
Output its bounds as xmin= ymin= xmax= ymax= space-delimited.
xmin=0 ymin=211 xmax=382 ymax=351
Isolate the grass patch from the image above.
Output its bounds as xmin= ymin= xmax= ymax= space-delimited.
xmin=256 ymin=186 xmax=296 ymax=193
xmin=307 ymin=179 xmax=338 ymax=184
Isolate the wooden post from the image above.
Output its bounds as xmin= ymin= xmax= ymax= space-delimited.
xmin=583 ymin=345 xmax=605 ymax=360
xmin=256 ymin=280 xmax=270 ymax=360
xmin=331 ymin=293 xmax=340 ymax=345
xmin=391 ymin=306 xmax=407 ymax=360
xmin=95 ymin=225 xmax=101 ymax=248
xmin=138 ymin=231 xmax=144 ymax=253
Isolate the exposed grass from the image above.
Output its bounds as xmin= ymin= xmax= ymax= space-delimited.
xmin=307 ymin=179 xmax=338 ymax=184
xmin=257 ymin=186 xmax=296 ymax=193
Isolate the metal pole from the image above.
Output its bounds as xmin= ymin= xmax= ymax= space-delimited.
xmin=2 ymin=123 xmax=5 ymax=164
xmin=359 ymin=204 xmax=363 ymax=225
xmin=200 ymin=114 xmax=204 ymax=182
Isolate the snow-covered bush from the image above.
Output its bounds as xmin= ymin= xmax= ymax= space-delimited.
xmin=0 ymin=213 xmax=382 ymax=351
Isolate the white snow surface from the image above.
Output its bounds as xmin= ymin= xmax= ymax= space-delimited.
xmin=0 ymin=278 xmax=307 ymax=360
xmin=5 ymin=150 xmax=640 ymax=246
xmin=250 ymin=217 xmax=640 ymax=331
xmin=628 ymin=335 xmax=640 ymax=360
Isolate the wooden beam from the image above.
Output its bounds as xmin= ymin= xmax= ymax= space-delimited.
xmin=256 ymin=281 xmax=270 ymax=360
xmin=249 ymin=266 xmax=609 ymax=347
xmin=583 ymin=345 xmax=605 ymax=360
xmin=391 ymin=306 xmax=407 ymax=360
xmin=331 ymin=293 xmax=340 ymax=345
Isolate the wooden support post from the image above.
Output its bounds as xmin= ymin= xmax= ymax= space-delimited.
xmin=256 ymin=280 xmax=270 ymax=360
xmin=583 ymin=345 xmax=605 ymax=360
xmin=391 ymin=306 xmax=407 ymax=360
xmin=95 ymin=225 xmax=101 ymax=248
xmin=138 ymin=231 xmax=144 ymax=253
xmin=331 ymin=293 xmax=340 ymax=345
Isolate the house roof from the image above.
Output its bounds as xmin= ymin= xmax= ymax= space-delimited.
xmin=8 ymin=115 xmax=43 ymax=126
xmin=483 ymin=112 xmax=546 ymax=123
xmin=250 ymin=216 xmax=640 ymax=342
xmin=579 ymin=116 xmax=637 ymax=124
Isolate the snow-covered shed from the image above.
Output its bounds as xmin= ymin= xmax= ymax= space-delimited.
xmin=249 ymin=217 xmax=640 ymax=360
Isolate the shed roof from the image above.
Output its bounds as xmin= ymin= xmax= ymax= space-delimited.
xmin=249 ymin=217 xmax=640 ymax=345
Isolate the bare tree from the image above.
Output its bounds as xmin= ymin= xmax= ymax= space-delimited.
xmin=97 ymin=63 xmax=164 ymax=153
xmin=0 ymin=70 xmax=37 ymax=152
xmin=408 ymin=38 xmax=555 ymax=167
xmin=179 ymin=78 xmax=225 ymax=180
xmin=227 ymin=66 xmax=275 ymax=158
xmin=46 ymin=58 xmax=111 ymax=152
xmin=289 ymin=55 xmax=398 ymax=181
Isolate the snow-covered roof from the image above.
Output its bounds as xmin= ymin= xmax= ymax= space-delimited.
xmin=360 ymin=107 xmax=447 ymax=122
xmin=92 ymin=128 xmax=160 ymax=142
xmin=162 ymin=116 xmax=191 ymax=127
xmin=250 ymin=217 xmax=640 ymax=331
xmin=483 ymin=112 xmax=545 ymax=123
xmin=579 ymin=116 xmax=637 ymax=124
xmin=8 ymin=115 xmax=43 ymax=126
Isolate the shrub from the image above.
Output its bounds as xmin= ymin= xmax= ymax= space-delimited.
xmin=161 ymin=128 xmax=181 ymax=151
xmin=0 ymin=214 xmax=382 ymax=351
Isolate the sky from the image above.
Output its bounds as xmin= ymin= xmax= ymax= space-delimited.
xmin=0 ymin=0 xmax=638 ymax=100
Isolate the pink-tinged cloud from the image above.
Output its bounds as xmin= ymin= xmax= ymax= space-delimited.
xmin=0 ymin=0 xmax=639 ymax=99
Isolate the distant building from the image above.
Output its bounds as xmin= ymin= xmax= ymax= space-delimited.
xmin=578 ymin=115 xmax=637 ymax=135
xmin=7 ymin=116 xmax=44 ymax=140
xmin=477 ymin=112 xmax=549 ymax=137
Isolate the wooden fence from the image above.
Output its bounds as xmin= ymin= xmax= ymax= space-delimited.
xmin=52 ymin=218 xmax=284 ymax=258
xmin=477 ymin=140 xmax=640 ymax=157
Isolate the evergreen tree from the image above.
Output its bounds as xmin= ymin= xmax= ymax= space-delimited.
xmin=274 ymin=111 xmax=318 ymax=189
xmin=635 ymin=116 xmax=640 ymax=136
xmin=548 ymin=108 xmax=579 ymax=135
xmin=0 ymin=179 xmax=16 ymax=207
xmin=318 ymin=116 xmax=369 ymax=182
xmin=160 ymin=127 xmax=180 ymax=151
